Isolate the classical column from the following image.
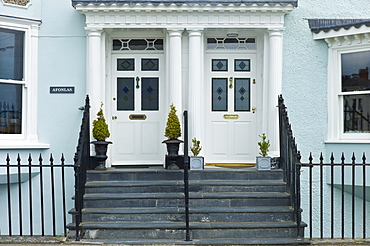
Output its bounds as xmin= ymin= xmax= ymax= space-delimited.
xmin=267 ymin=28 xmax=284 ymax=157
xmin=167 ymin=29 xmax=184 ymax=114
xmin=188 ymin=29 xmax=204 ymax=144
xmin=86 ymin=28 xmax=104 ymax=124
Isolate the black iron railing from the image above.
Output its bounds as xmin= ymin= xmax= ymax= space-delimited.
xmin=302 ymin=152 xmax=369 ymax=239
xmin=73 ymin=95 xmax=91 ymax=241
xmin=0 ymin=154 xmax=74 ymax=236
xmin=183 ymin=110 xmax=191 ymax=241
xmin=278 ymin=95 xmax=303 ymax=237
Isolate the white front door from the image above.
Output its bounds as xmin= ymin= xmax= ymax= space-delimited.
xmin=205 ymin=53 xmax=257 ymax=163
xmin=111 ymin=54 xmax=165 ymax=165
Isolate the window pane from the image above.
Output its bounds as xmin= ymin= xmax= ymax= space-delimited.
xmin=117 ymin=78 xmax=134 ymax=111
xmin=235 ymin=59 xmax=250 ymax=72
xmin=141 ymin=58 xmax=159 ymax=71
xmin=342 ymin=51 xmax=370 ymax=92
xmin=0 ymin=83 xmax=22 ymax=134
xmin=212 ymin=59 xmax=228 ymax=71
xmin=234 ymin=78 xmax=250 ymax=112
xmin=0 ymin=28 xmax=24 ymax=81
xmin=212 ymin=78 xmax=228 ymax=111
xmin=343 ymin=94 xmax=370 ymax=133
xmin=117 ymin=58 xmax=135 ymax=71
xmin=141 ymin=78 xmax=159 ymax=111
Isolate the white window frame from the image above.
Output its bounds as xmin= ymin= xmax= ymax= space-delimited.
xmin=0 ymin=15 xmax=48 ymax=148
xmin=318 ymin=28 xmax=370 ymax=143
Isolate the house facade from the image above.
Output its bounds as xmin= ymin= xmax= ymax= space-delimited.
xmin=1 ymin=0 xmax=370 ymax=238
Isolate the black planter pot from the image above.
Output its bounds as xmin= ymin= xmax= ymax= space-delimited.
xmin=162 ymin=139 xmax=183 ymax=156
xmin=162 ymin=139 xmax=183 ymax=169
xmin=91 ymin=140 xmax=112 ymax=170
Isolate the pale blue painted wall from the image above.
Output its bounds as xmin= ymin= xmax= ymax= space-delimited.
xmin=283 ymin=0 xmax=370 ymax=238
xmin=0 ymin=0 xmax=86 ymax=236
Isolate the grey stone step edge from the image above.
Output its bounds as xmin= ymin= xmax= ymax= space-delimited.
xmin=68 ymin=206 xmax=294 ymax=214
xmin=65 ymin=237 xmax=311 ymax=245
xmin=83 ymin=192 xmax=290 ymax=200
xmin=85 ymin=180 xmax=286 ymax=187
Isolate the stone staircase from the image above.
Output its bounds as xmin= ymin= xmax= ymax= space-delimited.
xmin=68 ymin=166 xmax=309 ymax=245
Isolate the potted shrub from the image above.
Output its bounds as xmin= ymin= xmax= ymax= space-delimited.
xmin=91 ymin=103 xmax=112 ymax=170
xmin=190 ymin=137 xmax=204 ymax=170
xmin=162 ymin=104 xmax=183 ymax=169
xmin=256 ymin=133 xmax=271 ymax=170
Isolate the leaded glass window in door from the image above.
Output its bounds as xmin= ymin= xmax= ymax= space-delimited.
xmin=212 ymin=78 xmax=228 ymax=111
xmin=117 ymin=78 xmax=134 ymax=111
xmin=142 ymin=78 xmax=159 ymax=111
xmin=234 ymin=78 xmax=250 ymax=111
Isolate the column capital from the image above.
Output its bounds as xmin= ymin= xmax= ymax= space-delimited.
xmin=85 ymin=27 xmax=103 ymax=36
xmin=187 ymin=28 xmax=204 ymax=37
xmin=167 ymin=28 xmax=184 ymax=37
xmin=268 ymin=28 xmax=285 ymax=36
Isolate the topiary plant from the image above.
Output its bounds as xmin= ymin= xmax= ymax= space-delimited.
xmin=92 ymin=103 xmax=110 ymax=141
xmin=190 ymin=137 xmax=202 ymax=156
xmin=258 ymin=133 xmax=270 ymax=157
xmin=164 ymin=104 xmax=181 ymax=140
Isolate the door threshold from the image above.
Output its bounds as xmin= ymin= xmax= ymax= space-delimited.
xmin=206 ymin=163 xmax=256 ymax=168
xmin=113 ymin=165 xmax=163 ymax=169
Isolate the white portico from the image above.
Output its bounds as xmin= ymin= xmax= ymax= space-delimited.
xmin=72 ymin=0 xmax=297 ymax=166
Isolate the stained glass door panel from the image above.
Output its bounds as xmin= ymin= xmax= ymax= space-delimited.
xmin=141 ymin=78 xmax=159 ymax=110
xmin=117 ymin=78 xmax=135 ymax=111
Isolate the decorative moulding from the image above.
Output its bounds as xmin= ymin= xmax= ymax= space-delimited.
xmin=2 ymin=0 xmax=31 ymax=8
xmin=74 ymin=2 xmax=295 ymax=29
xmin=83 ymin=12 xmax=287 ymax=29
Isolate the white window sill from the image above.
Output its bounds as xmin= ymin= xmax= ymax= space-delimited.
xmin=0 ymin=141 xmax=50 ymax=149
xmin=325 ymin=140 xmax=370 ymax=144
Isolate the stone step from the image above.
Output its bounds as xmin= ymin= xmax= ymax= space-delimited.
xmin=86 ymin=168 xmax=284 ymax=182
xmin=68 ymin=221 xmax=302 ymax=239
xmin=83 ymin=192 xmax=290 ymax=208
xmin=77 ymin=206 xmax=294 ymax=223
xmin=84 ymin=180 xmax=286 ymax=194
xmin=66 ymin=237 xmax=311 ymax=245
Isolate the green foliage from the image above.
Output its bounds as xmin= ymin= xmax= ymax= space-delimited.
xmin=258 ymin=133 xmax=270 ymax=157
xmin=92 ymin=103 xmax=110 ymax=141
xmin=164 ymin=104 xmax=181 ymax=140
xmin=190 ymin=137 xmax=202 ymax=156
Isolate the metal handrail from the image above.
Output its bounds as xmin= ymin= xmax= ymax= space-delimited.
xmin=183 ymin=110 xmax=191 ymax=241
xmin=278 ymin=95 xmax=302 ymax=238
xmin=73 ymin=95 xmax=90 ymax=241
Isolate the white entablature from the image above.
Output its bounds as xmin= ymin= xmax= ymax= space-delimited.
xmin=74 ymin=3 xmax=295 ymax=29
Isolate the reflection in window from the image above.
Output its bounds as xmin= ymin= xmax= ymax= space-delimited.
xmin=344 ymin=94 xmax=370 ymax=133
xmin=341 ymin=51 xmax=370 ymax=133
xmin=0 ymin=28 xmax=24 ymax=81
xmin=342 ymin=51 xmax=370 ymax=92
xmin=0 ymin=83 xmax=22 ymax=134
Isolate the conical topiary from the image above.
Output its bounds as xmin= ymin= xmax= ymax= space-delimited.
xmin=92 ymin=103 xmax=110 ymax=141
xmin=164 ymin=104 xmax=181 ymax=140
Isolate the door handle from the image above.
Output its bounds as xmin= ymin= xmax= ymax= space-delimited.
xmin=112 ymin=116 xmax=117 ymax=120
xmin=252 ymin=107 xmax=256 ymax=113
xmin=229 ymin=77 xmax=233 ymax=89
xmin=136 ymin=76 xmax=140 ymax=89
